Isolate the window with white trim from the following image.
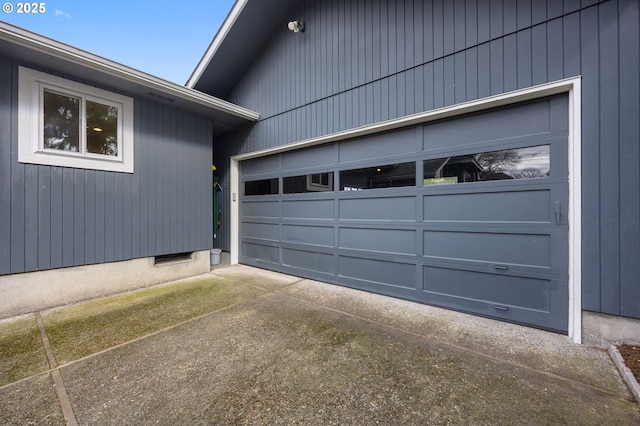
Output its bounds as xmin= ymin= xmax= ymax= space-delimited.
xmin=18 ymin=66 xmax=134 ymax=173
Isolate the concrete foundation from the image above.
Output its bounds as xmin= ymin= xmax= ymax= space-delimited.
xmin=3 ymin=253 xmax=640 ymax=348
xmin=582 ymin=311 xmax=640 ymax=346
xmin=0 ymin=250 xmax=210 ymax=319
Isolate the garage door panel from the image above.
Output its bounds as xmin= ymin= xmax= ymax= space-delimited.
xmin=282 ymin=248 xmax=334 ymax=274
xmin=423 ymin=100 xmax=551 ymax=151
xmin=282 ymin=224 xmax=334 ymax=246
xmin=340 ymin=128 xmax=416 ymax=163
xmin=422 ymin=256 xmax=556 ymax=280
xmin=419 ymin=290 xmax=566 ymax=332
xmin=282 ymin=143 xmax=336 ymax=171
xmin=242 ymin=222 xmax=279 ymax=240
xmin=340 ymin=227 xmax=416 ymax=255
xmin=242 ymin=201 xmax=280 ymax=218
xmin=241 ymin=242 xmax=279 ymax=264
xmin=282 ymin=199 xmax=334 ymax=219
xmin=549 ymin=231 xmax=570 ymax=277
xmin=423 ymin=266 xmax=553 ymax=313
xmin=242 ymin=155 xmax=281 ymax=176
xmin=423 ymin=190 xmax=551 ymax=222
xmin=340 ymin=196 xmax=416 ymax=221
xmin=422 ymin=223 xmax=558 ymax=235
xmin=423 ymin=231 xmax=550 ymax=267
xmin=339 ymin=256 xmax=416 ymax=289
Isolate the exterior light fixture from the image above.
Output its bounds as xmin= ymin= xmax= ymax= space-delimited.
xmin=287 ymin=20 xmax=305 ymax=33
xmin=92 ymin=127 xmax=103 ymax=132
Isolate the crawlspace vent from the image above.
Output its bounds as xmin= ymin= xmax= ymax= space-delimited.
xmin=154 ymin=252 xmax=193 ymax=265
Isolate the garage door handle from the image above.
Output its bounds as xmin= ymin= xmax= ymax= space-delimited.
xmin=493 ymin=264 xmax=509 ymax=270
xmin=554 ymin=201 xmax=561 ymax=224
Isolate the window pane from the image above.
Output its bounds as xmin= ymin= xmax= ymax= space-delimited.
xmin=87 ymin=100 xmax=119 ymax=156
xmin=423 ymin=145 xmax=550 ymax=186
xmin=284 ymin=172 xmax=334 ymax=194
xmin=43 ymin=91 xmax=80 ymax=152
xmin=340 ymin=162 xmax=416 ymax=191
xmin=244 ymin=178 xmax=279 ymax=195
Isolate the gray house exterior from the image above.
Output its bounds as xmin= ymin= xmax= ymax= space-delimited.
xmin=189 ymin=0 xmax=640 ymax=343
xmin=1 ymin=0 xmax=638 ymax=344
xmin=0 ymin=23 xmax=257 ymax=316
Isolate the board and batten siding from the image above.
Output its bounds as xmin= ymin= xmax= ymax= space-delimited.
xmin=0 ymin=57 xmax=214 ymax=275
xmin=213 ymin=0 xmax=640 ymax=319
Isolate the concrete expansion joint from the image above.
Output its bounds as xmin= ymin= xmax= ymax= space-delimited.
xmin=3 ymin=275 xmax=306 ymax=393
xmin=35 ymin=312 xmax=78 ymax=426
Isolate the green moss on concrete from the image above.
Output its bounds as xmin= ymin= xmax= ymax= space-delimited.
xmin=209 ymin=303 xmax=640 ymax=425
xmin=0 ymin=317 xmax=49 ymax=386
xmin=42 ymin=277 xmax=252 ymax=365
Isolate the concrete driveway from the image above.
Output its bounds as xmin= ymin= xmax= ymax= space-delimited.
xmin=1 ymin=265 xmax=638 ymax=425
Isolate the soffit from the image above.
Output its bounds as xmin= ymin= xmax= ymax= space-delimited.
xmin=189 ymin=0 xmax=299 ymax=98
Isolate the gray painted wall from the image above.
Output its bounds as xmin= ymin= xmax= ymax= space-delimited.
xmin=0 ymin=57 xmax=214 ymax=275
xmin=213 ymin=0 xmax=640 ymax=319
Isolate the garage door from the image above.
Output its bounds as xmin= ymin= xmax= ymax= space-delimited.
xmin=239 ymin=95 xmax=569 ymax=332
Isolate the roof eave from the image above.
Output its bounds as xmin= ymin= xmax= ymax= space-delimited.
xmin=186 ymin=0 xmax=300 ymax=98
xmin=186 ymin=0 xmax=249 ymax=89
xmin=0 ymin=21 xmax=259 ymax=123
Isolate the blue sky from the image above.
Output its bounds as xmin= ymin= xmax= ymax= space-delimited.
xmin=1 ymin=0 xmax=236 ymax=84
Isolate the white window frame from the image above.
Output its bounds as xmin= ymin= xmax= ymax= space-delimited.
xmin=306 ymin=173 xmax=333 ymax=191
xmin=18 ymin=66 xmax=134 ymax=173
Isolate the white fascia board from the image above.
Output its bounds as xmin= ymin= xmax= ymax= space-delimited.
xmin=0 ymin=22 xmax=259 ymax=122
xmin=186 ymin=0 xmax=249 ymax=89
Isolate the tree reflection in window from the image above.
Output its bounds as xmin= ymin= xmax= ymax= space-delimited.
xmin=87 ymin=100 xmax=118 ymax=156
xmin=43 ymin=91 xmax=80 ymax=152
xmin=43 ymin=90 xmax=119 ymax=157
xmin=423 ymin=145 xmax=550 ymax=185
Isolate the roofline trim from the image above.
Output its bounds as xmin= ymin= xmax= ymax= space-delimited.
xmin=0 ymin=21 xmax=259 ymax=122
xmin=186 ymin=0 xmax=248 ymax=89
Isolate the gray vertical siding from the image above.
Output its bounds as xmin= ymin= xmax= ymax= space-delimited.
xmin=0 ymin=57 xmax=214 ymax=275
xmin=0 ymin=57 xmax=11 ymax=274
xmin=618 ymin=1 xmax=640 ymax=318
xmin=215 ymin=0 xmax=640 ymax=319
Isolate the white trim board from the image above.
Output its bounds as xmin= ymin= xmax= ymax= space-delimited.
xmin=0 ymin=21 xmax=259 ymax=122
xmin=231 ymin=77 xmax=583 ymax=343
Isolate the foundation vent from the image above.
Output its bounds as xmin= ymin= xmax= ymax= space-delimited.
xmin=154 ymin=252 xmax=193 ymax=265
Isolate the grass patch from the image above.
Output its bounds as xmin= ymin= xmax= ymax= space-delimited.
xmin=0 ymin=317 xmax=49 ymax=386
xmin=43 ymin=277 xmax=250 ymax=365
